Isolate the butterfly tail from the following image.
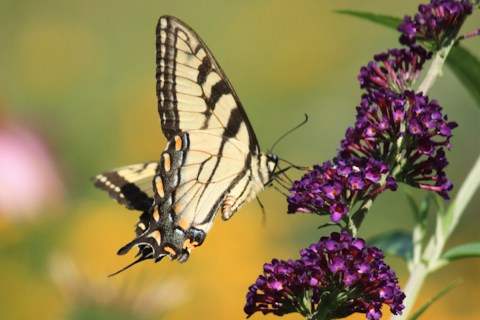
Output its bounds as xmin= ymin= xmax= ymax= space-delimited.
xmin=108 ymin=253 xmax=152 ymax=277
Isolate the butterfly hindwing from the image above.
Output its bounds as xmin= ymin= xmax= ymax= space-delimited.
xmin=93 ymin=162 xmax=157 ymax=212
xmin=118 ymin=130 xmax=254 ymax=262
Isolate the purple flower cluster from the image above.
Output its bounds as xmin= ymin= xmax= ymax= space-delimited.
xmin=244 ymin=232 xmax=405 ymax=320
xmin=289 ymin=88 xmax=456 ymax=221
xmin=288 ymin=158 xmax=396 ymax=222
xmin=398 ymin=0 xmax=473 ymax=50
xmin=341 ymin=90 xmax=457 ymax=199
xmin=358 ymin=47 xmax=431 ymax=93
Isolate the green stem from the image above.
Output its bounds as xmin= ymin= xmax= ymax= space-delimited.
xmin=398 ymin=263 xmax=429 ymax=319
xmin=394 ymin=154 xmax=480 ymax=320
xmin=350 ymin=197 xmax=375 ymax=236
xmin=389 ymin=32 xmax=475 ymax=318
xmin=424 ymin=153 xmax=480 ymax=272
xmin=417 ymin=44 xmax=453 ymax=94
xmin=441 ymin=155 xmax=480 ymax=240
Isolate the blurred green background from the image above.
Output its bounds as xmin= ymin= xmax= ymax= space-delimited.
xmin=0 ymin=0 xmax=479 ymax=319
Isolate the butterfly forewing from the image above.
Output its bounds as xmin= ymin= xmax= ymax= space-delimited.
xmin=156 ymin=16 xmax=260 ymax=154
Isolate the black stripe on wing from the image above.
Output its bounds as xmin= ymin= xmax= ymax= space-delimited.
xmin=156 ymin=15 xmax=260 ymax=154
xmin=93 ymin=172 xmax=153 ymax=211
xmin=157 ymin=16 xmax=179 ymax=140
xmin=92 ymin=163 xmax=157 ymax=212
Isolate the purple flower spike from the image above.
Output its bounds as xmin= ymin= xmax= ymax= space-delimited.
xmin=359 ymin=47 xmax=431 ymax=93
xmin=288 ymin=157 xmax=393 ymax=223
xmin=398 ymin=0 xmax=473 ymax=50
xmin=244 ymin=232 xmax=405 ymax=319
xmin=338 ymin=89 xmax=457 ymax=199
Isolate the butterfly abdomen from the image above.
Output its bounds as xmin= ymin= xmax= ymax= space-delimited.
xmin=220 ymin=152 xmax=277 ymax=220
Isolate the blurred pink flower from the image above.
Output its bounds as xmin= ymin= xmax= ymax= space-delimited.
xmin=0 ymin=121 xmax=64 ymax=220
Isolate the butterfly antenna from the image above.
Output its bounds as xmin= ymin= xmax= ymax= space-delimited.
xmin=278 ymin=157 xmax=309 ymax=171
xmin=270 ymin=114 xmax=309 ymax=153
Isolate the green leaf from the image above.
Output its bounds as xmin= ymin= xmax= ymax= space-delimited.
xmin=335 ymin=11 xmax=480 ymax=107
xmin=442 ymin=242 xmax=480 ymax=261
xmin=446 ymin=45 xmax=480 ymax=107
xmin=405 ymin=191 xmax=421 ymax=220
xmin=406 ymin=192 xmax=433 ymax=223
xmin=409 ymin=279 xmax=462 ymax=320
xmin=369 ymin=230 xmax=413 ymax=260
xmin=335 ymin=10 xmax=403 ymax=30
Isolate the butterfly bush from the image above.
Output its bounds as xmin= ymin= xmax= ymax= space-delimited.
xmin=246 ymin=0 xmax=476 ymax=319
xmin=398 ymin=0 xmax=473 ymax=50
xmin=245 ymin=232 xmax=405 ymax=320
xmin=288 ymin=1 xmax=461 ymax=222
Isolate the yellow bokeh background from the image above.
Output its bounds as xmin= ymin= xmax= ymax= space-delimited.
xmin=0 ymin=0 xmax=479 ymax=319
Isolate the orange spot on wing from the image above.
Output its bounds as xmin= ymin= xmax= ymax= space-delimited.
xmin=183 ymin=239 xmax=199 ymax=250
xmin=163 ymin=153 xmax=171 ymax=172
xmin=174 ymin=202 xmax=184 ymax=215
xmin=177 ymin=218 xmax=190 ymax=230
xmin=152 ymin=209 xmax=160 ymax=222
xmin=155 ymin=176 xmax=165 ymax=197
xmin=163 ymin=246 xmax=176 ymax=255
xmin=148 ymin=230 xmax=161 ymax=245
xmin=175 ymin=135 xmax=182 ymax=151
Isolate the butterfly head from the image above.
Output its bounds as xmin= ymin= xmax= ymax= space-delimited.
xmin=266 ymin=153 xmax=278 ymax=174
xmin=259 ymin=153 xmax=279 ymax=186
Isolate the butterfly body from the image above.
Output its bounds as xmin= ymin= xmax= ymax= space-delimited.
xmin=94 ymin=16 xmax=278 ymax=272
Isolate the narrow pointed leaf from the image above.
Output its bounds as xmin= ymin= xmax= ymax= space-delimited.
xmin=411 ymin=193 xmax=433 ymax=223
xmin=335 ymin=10 xmax=480 ymax=107
xmin=442 ymin=242 xmax=480 ymax=261
xmin=369 ymin=230 xmax=413 ymax=260
xmin=335 ymin=10 xmax=403 ymax=30
xmin=409 ymin=280 xmax=462 ymax=320
xmin=446 ymin=45 xmax=480 ymax=107
xmin=405 ymin=191 xmax=420 ymax=221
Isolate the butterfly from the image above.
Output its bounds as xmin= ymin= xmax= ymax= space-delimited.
xmin=93 ymin=15 xmax=281 ymax=274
